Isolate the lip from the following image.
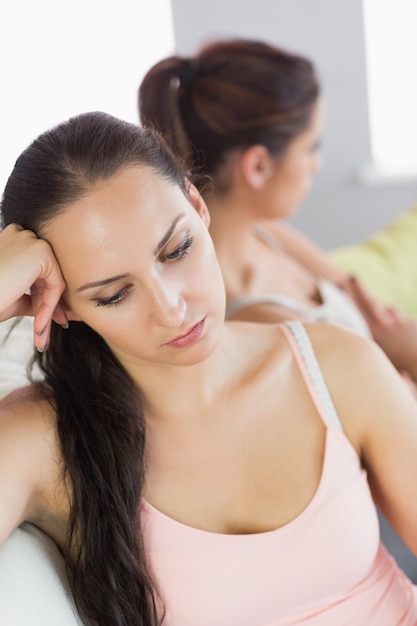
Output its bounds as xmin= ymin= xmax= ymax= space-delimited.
xmin=164 ymin=318 xmax=206 ymax=348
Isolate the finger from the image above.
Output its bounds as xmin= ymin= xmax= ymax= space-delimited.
xmin=348 ymin=277 xmax=391 ymax=326
xmin=29 ymin=260 xmax=67 ymax=348
xmin=386 ymin=305 xmax=405 ymax=324
xmin=33 ymin=303 xmax=53 ymax=351
xmin=31 ymin=288 xmax=66 ymax=350
xmin=51 ymin=301 xmax=69 ymax=327
xmin=33 ymin=301 xmax=69 ymax=341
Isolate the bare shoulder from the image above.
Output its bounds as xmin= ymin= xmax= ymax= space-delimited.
xmin=0 ymin=383 xmax=61 ymax=473
xmin=0 ymin=383 xmax=57 ymax=433
xmin=301 ymin=321 xmax=375 ymax=358
xmin=0 ymin=384 xmax=63 ymax=542
xmin=300 ymin=322 xmax=417 ymax=447
xmin=299 ymin=321 xmax=402 ymax=397
xmin=226 ymin=318 xmax=381 ymax=374
xmin=301 ymin=321 xmax=398 ymax=385
xmin=0 ymin=384 xmax=61 ymax=480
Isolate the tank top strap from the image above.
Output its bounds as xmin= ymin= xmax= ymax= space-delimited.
xmin=281 ymin=320 xmax=343 ymax=431
xmin=226 ymin=293 xmax=309 ymax=319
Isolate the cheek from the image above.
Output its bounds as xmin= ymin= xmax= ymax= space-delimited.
xmin=64 ymin=294 xmax=139 ymax=344
xmin=295 ymin=159 xmax=313 ymax=192
xmin=276 ymin=164 xmax=310 ymax=212
xmin=82 ymin=307 xmax=151 ymax=357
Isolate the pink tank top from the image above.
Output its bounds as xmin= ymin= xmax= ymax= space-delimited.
xmin=142 ymin=321 xmax=417 ymax=625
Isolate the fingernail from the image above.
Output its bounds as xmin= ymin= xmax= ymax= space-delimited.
xmin=61 ymin=312 xmax=69 ymax=329
xmin=36 ymin=342 xmax=49 ymax=353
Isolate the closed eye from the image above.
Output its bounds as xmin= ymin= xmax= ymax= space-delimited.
xmin=94 ymin=286 xmax=131 ymax=307
xmin=163 ymin=236 xmax=194 ymax=262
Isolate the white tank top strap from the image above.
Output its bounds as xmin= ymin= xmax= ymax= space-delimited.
xmin=281 ymin=320 xmax=343 ymax=431
xmin=225 ymin=293 xmax=309 ymax=319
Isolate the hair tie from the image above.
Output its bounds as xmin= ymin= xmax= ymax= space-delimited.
xmin=179 ymin=58 xmax=197 ymax=89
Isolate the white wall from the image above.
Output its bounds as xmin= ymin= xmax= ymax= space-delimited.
xmin=170 ymin=0 xmax=417 ymax=248
xmin=0 ymin=0 xmax=175 ymax=195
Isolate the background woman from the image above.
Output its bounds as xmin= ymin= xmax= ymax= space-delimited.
xmin=138 ymin=38 xmax=417 ymax=385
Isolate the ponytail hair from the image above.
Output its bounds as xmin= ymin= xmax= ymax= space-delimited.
xmin=138 ymin=38 xmax=320 ymax=188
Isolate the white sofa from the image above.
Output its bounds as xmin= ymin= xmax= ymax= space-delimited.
xmin=0 ymin=524 xmax=83 ymax=626
xmin=0 ymin=318 xmax=85 ymax=625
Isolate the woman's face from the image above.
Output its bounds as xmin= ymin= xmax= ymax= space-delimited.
xmin=43 ymin=166 xmax=226 ymax=369
xmin=266 ymin=98 xmax=323 ymax=218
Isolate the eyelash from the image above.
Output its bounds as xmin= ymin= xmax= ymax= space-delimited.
xmin=94 ymin=287 xmax=130 ymax=308
xmin=163 ymin=236 xmax=194 ymax=262
xmin=94 ymin=236 xmax=194 ymax=307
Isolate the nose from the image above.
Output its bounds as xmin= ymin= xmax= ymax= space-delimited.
xmin=149 ymin=279 xmax=187 ymax=328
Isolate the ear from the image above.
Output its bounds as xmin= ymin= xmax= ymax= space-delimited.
xmin=239 ymin=145 xmax=274 ymax=190
xmin=186 ymin=181 xmax=211 ymax=228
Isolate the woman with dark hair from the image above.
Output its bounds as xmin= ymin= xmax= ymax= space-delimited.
xmin=0 ymin=111 xmax=417 ymax=626
xmin=138 ymin=38 xmax=417 ymax=385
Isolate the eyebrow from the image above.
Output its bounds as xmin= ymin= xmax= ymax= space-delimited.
xmin=76 ymin=214 xmax=186 ymax=293
xmin=76 ymin=274 xmax=129 ymax=293
xmin=153 ymin=213 xmax=185 ymax=255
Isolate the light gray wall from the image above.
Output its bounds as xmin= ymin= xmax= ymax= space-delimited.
xmin=170 ymin=0 xmax=417 ymax=249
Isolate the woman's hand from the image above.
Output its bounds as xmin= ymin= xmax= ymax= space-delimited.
xmin=344 ymin=276 xmax=417 ymax=381
xmin=341 ymin=275 xmax=405 ymax=329
xmin=371 ymin=320 xmax=417 ymax=383
xmin=0 ymin=224 xmax=67 ymax=350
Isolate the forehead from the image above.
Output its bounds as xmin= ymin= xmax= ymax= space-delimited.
xmin=43 ymin=165 xmax=189 ymax=262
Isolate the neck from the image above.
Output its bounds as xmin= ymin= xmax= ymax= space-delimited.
xmin=118 ymin=324 xmax=234 ymax=426
xmin=207 ymin=188 xmax=258 ymax=252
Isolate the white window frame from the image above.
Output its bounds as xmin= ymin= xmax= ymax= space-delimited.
xmin=360 ymin=0 xmax=417 ymax=184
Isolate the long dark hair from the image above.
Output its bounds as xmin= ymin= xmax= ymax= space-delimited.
xmin=138 ymin=38 xmax=320 ymax=192
xmin=0 ymin=112 xmax=188 ymax=626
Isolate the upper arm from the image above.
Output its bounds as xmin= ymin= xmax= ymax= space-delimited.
xmin=0 ymin=389 xmax=57 ymax=545
xmin=310 ymin=324 xmax=417 ymax=556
